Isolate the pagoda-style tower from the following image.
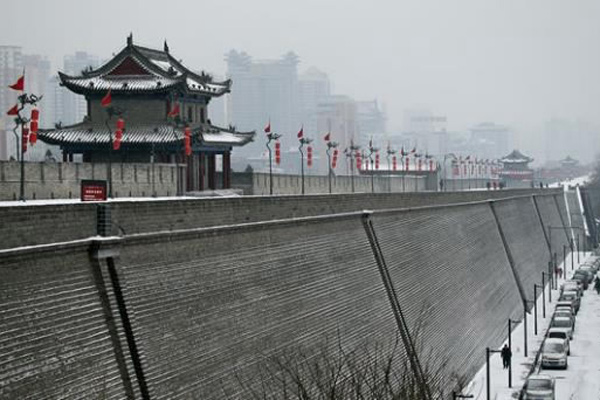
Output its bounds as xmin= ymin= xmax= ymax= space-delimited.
xmin=39 ymin=35 xmax=254 ymax=192
xmin=499 ymin=149 xmax=534 ymax=187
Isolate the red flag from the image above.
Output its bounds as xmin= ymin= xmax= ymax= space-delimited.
xmin=264 ymin=120 xmax=271 ymax=133
xmin=101 ymin=90 xmax=112 ymax=107
xmin=6 ymin=104 xmax=19 ymax=116
xmin=410 ymin=147 xmax=416 ymax=153
xmin=168 ymin=102 xmax=180 ymax=117
xmin=324 ymin=132 xmax=330 ymax=142
xmin=297 ymin=126 xmax=303 ymax=139
xmin=9 ymin=75 xmax=24 ymax=91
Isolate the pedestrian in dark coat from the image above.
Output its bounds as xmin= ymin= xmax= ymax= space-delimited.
xmin=501 ymin=344 xmax=512 ymax=369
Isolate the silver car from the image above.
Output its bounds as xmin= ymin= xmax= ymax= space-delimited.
xmin=523 ymin=374 xmax=555 ymax=400
xmin=550 ymin=317 xmax=573 ymax=339
xmin=541 ymin=338 xmax=568 ymax=369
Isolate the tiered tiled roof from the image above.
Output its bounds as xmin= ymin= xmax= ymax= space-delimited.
xmin=58 ymin=35 xmax=231 ymax=97
xmin=500 ymin=149 xmax=533 ymax=164
xmin=39 ymin=122 xmax=254 ymax=147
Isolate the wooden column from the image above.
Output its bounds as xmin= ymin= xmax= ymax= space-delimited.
xmin=199 ymin=152 xmax=205 ymax=191
xmin=207 ymin=153 xmax=216 ymax=190
xmin=222 ymin=152 xmax=231 ymax=189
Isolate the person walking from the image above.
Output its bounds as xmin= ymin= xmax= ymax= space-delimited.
xmin=594 ymin=276 xmax=600 ymax=295
xmin=501 ymin=344 xmax=512 ymax=369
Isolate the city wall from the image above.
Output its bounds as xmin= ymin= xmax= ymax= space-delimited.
xmin=0 ymin=160 xmax=181 ymax=201
xmin=0 ymin=189 xmax=582 ymax=399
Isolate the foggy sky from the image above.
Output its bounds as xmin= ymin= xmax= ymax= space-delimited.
xmin=3 ymin=0 xmax=599 ymax=161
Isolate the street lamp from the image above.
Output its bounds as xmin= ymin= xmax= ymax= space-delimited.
xmin=326 ymin=140 xmax=339 ymax=194
xmin=367 ymin=141 xmax=378 ymax=193
xmin=542 ymin=271 xmax=550 ymax=305
xmin=8 ymin=92 xmax=43 ymax=201
xmin=386 ymin=145 xmax=396 ymax=193
xmin=508 ymin=318 xmax=518 ymax=388
xmin=298 ymin=136 xmax=313 ymax=195
xmin=344 ymin=142 xmax=360 ymax=193
xmin=266 ymin=131 xmax=282 ymax=195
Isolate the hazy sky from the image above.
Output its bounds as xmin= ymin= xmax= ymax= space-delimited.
xmin=3 ymin=0 xmax=599 ymax=155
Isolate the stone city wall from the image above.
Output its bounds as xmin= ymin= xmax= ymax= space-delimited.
xmin=0 ymin=190 xmax=580 ymax=399
xmin=0 ymin=160 xmax=181 ymax=201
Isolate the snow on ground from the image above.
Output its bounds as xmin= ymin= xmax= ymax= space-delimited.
xmin=462 ymin=251 xmax=597 ymax=399
xmin=548 ymin=174 xmax=591 ymax=189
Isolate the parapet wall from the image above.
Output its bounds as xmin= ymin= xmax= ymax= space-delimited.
xmin=0 ymin=160 xmax=181 ymax=201
xmin=0 ymin=190 xmax=576 ymax=399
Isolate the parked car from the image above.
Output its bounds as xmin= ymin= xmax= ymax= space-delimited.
xmin=550 ymin=317 xmax=574 ymax=339
xmin=574 ymin=269 xmax=594 ymax=285
xmin=541 ymin=338 xmax=568 ymax=369
xmin=571 ymin=273 xmax=589 ymax=290
xmin=523 ymin=374 xmax=555 ymax=400
xmin=556 ymin=300 xmax=576 ymax=316
xmin=561 ymin=280 xmax=583 ymax=297
xmin=559 ymin=290 xmax=580 ymax=313
xmin=547 ymin=328 xmax=570 ymax=355
xmin=553 ymin=309 xmax=576 ymax=329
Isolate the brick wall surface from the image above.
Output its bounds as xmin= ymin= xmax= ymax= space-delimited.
xmin=371 ymin=203 xmax=523 ymax=388
xmin=493 ymin=197 xmax=550 ymax=304
xmin=110 ymin=188 xmax=553 ymax=237
xmin=0 ymin=243 xmax=128 ymax=399
xmin=0 ymin=203 xmax=97 ymax=250
xmin=117 ymin=215 xmax=398 ymax=398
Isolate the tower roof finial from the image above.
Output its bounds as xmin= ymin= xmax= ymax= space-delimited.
xmin=164 ymin=40 xmax=169 ymax=53
xmin=127 ymin=33 xmax=133 ymax=46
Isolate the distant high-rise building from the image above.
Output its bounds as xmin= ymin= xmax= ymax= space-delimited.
xmin=225 ymin=50 xmax=300 ymax=169
xmin=356 ymin=100 xmax=386 ymax=141
xmin=402 ymin=109 xmax=448 ymax=156
xmin=1 ymin=48 xmax=54 ymax=161
xmin=0 ymin=45 xmax=23 ymax=160
xmin=60 ymin=51 xmax=100 ymax=125
xmin=316 ymin=95 xmax=358 ymax=174
xmin=469 ymin=122 xmax=509 ymax=160
xmin=298 ymin=67 xmax=331 ymax=136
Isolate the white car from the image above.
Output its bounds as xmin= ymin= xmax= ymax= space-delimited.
xmin=523 ymin=374 xmax=555 ymax=400
xmin=541 ymin=338 xmax=568 ymax=370
xmin=547 ymin=328 xmax=570 ymax=355
xmin=550 ymin=316 xmax=573 ymax=339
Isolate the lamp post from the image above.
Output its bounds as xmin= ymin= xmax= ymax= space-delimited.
xmin=486 ymin=347 xmax=502 ymax=400
xmin=298 ymin=136 xmax=312 ymax=195
xmin=266 ymin=131 xmax=282 ymax=195
xmin=367 ymin=141 xmax=378 ymax=193
xmin=344 ymin=142 xmax=360 ymax=193
xmin=508 ymin=318 xmax=518 ymax=387
xmin=387 ymin=146 xmax=396 ymax=193
xmin=326 ymin=140 xmax=338 ymax=194
xmin=9 ymin=92 xmax=43 ymax=201
xmin=523 ymin=306 xmax=528 ymax=357
xmin=576 ymin=234 xmax=580 ymax=263
xmin=542 ymin=271 xmax=550 ymax=305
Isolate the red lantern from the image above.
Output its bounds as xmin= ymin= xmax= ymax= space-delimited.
xmin=392 ymin=156 xmax=397 ymax=171
xmin=307 ymin=145 xmax=313 ymax=167
xmin=356 ymin=151 xmax=362 ymax=170
xmin=275 ymin=141 xmax=281 ymax=165
xmin=429 ymin=160 xmax=433 ymax=171
xmin=418 ymin=158 xmax=422 ymax=171
xmin=116 ymin=117 xmax=125 ymax=131
xmin=405 ymin=157 xmax=409 ymax=170
xmin=22 ymin=125 xmax=29 ymax=153
xmin=29 ymin=129 xmax=37 ymax=144
xmin=113 ymin=128 xmax=122 ymax=150
xmin=375 ymin=152 xmax=380 ymax=170
xmin=31 ymin=108 xmax=39 ymax=122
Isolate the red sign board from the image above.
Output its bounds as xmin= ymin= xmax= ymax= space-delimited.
xmin=81 ymin=180 xmax=107 ymax=201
